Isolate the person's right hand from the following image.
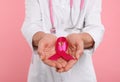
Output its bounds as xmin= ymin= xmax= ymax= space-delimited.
xmin=37 ymin=34 xmax=67 ymax=70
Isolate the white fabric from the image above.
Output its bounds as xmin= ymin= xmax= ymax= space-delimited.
xmin=21 ymin=0 xmax=105 ymax=82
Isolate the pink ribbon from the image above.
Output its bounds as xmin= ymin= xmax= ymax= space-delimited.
xmin=49 ymin=37 xmax=74 ymax=61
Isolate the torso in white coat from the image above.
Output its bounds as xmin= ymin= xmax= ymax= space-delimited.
xmin=39 ymin=0 xmax=85 ymax=36
xmin=21 ymin=0 xmax=105 ymax=82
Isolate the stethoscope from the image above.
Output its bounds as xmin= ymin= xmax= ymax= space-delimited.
xmin=49 ymin=0 xmax=84 ymax=34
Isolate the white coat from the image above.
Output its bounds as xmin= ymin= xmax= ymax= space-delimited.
xmin=21 ymin=0 xmax=105 ymax=82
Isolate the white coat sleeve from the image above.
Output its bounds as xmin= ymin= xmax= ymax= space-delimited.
xmin=82 ymin=0 xmax=105 ymax=51
xmin=21 ymin=0 xmax=43 ymax=51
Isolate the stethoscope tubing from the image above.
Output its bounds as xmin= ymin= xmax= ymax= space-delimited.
xmin=49 ymin=0 xmax=84 ymax=34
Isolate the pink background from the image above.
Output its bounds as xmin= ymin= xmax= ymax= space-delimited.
xmin=0 ymin=0 xmax=120 ymax=82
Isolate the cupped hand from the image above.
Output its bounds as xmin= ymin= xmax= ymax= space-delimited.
xmin=57 ymin=33 xmax=84 ymax=72
xmin=37 ymin=33 xmax=67 ymax=69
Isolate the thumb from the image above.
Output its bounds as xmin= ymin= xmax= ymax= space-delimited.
xmin=75 ymin=43 xmax=84 ymax=59
xmin=37 ymin=41 xmax=47 ymax=60
xmin=75 ymin=50 xmax=83 ymax=59
xmin=37 ymin=49 xmax=46 ymax=60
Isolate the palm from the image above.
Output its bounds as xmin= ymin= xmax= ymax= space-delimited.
xmin=42 ymin=42 xmax=56 ymax=59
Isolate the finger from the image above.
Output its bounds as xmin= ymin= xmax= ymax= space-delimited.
xmin=37 ymin=49 xmax=46 ymax=60
xmin=61 ymin=59 xmax=67 ymax=68
xmin=37 ymin=46 xmax=44 ymax=55
xmin=67 ymin=47 xmax=73 ymax=56
xmin=64 ymin=60 xmax=77 ymax=72
xmin=37 ymin=43 xmax=46 ymax=59
xmin=57 ymin=68 xmax=64 ymax=73
xmin=43 ymin=59 xmax=56 ymax=67
xmin=54 ymin=61 xmax=63 ymax=69
xmin=40 ymin=54 xmax=46 ymax=60
xmin=75 ymin=50 xmax=83 ymax=59
xmin=75 ymin=43 xmax=83 ymax=59
xmin=38 ymin=40 xmax=46 ymax=51
xmin=67 ymin=46 xmax=76 ymax=59
xmin=57 ymin=58 xmax=67 ymax=68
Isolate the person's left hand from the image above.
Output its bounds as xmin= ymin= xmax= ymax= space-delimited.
xmin=57 ymin=33 xmax=84 ymax=72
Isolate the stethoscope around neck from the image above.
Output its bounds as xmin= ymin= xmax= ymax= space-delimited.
xmin=49 ymin=0 xmax=84 ymax=34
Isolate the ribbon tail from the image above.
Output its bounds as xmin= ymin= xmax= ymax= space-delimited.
xmin=61 ymin=52 xmax=74 ymax=61
xmin=48 ymin=53 xmax=60 ymax=60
